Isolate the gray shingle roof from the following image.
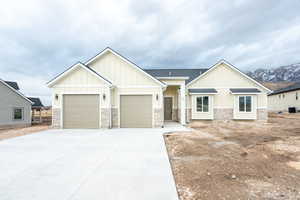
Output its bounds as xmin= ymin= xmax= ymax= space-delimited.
xmin=268 ymin=82 xmax=300 ymax=96
xmin=230 ymin=88 xmax=261 ymax=93
xmin=188 ymin=88 xmax=217 ymax=94
xmin=28 ymin=97 xmax=44 ymax=108
xmin=144 ymin=69 xmax=208 ymax=84
xmin=4 ymin=81 xmax=19 ymax=90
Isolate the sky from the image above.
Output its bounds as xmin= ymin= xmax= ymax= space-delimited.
xmin=0 ymin=0 xmax=299 ymax=106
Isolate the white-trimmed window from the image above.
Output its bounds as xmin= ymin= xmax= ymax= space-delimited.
xmin=196 ymin=96 xmax=209 ymax=112
xmin=239 ymin=96 xmax=252 ymax=112
xmin=13 ymin=107 xmax=23 ymax=120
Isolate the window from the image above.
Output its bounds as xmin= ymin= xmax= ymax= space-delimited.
xmin=239 ymin=96 xmax=252 ymax=112
xmin=13 ymin=108 xmax=23 ymax=120
xmin=196 ymin=96 xmax=209 ymax=112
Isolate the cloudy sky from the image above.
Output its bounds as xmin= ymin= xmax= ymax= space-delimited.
xmin=0 ymin=0 xmax=299 ymax=105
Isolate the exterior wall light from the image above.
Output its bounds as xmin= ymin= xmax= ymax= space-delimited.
xmin=55 ymin=94 xmax=58 ymax=100
xmin=103 ymin=94 xmax=106 ymax=101
xmin=156 ymin=94 xmax=159 ymax=101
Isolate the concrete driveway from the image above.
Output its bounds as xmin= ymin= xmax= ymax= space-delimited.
xmin=0 ymin=126 xmax=187 ymax=200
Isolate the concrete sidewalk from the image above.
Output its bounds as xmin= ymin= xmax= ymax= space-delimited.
xmin=0 ymin=126 xmax=187 ymax=200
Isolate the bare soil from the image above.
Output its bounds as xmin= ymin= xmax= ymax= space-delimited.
xmin=164 ymin=113 xmax=300 ymax=200
xmin=0 ymin=125 xmax=49 ymax=140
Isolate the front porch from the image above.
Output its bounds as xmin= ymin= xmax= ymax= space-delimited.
xmin=160 ymin=78 xmax=187 ymax=126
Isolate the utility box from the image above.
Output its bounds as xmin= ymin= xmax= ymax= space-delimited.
xmin=288 ymin=107 xmax=296 ymax=113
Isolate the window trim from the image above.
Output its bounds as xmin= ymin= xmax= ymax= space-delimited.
xmin=196 ymin=96 xmax=209 ymax=113
xmin=13 ymin=107 xmax=24 ymax=121
xmin=238 ymin=96 xmax=252 ymax=113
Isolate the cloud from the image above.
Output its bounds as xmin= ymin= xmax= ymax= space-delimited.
xmin=0 ymin=0 xmax=299 ymax=105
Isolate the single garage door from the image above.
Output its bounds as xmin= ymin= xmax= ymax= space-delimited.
xmin=120 ymin=95 xmax=152 ymax=128
xmin=63 ymin=94 xmax=99 ymax=129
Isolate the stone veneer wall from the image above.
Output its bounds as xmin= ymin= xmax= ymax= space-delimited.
xmin=213 ymin=108 xmax=233 ymax=120
xmin=257 ymin=108 xmax=268 ymax=121
xmin=186 ymin=108 xmax=191 ymax=122
xmin=112 ymin=108 xmax=118 ymax=128
xmin=52 ymin=108 xmax=61 ymax=128
xmin=172 ymin=109 xmax=178 ymax=121
xmin=101 ymin=108 xmax=110 ymax=128
xmin=154 ymin=108 xmax=163 ymax=128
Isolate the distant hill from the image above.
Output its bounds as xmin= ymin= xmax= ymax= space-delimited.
xmin=247 ymin=63 xmax=300 ymax=82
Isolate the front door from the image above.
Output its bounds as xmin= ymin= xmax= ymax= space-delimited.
xmin=164 ymin=97 xmax=173 ymax=120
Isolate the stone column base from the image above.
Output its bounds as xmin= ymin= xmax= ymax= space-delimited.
xmin=154 ymin=108 xmax=163 ymax=128
xmin=112 ymin=108 xmax=119 ymax=128
xmin=101 ymin=108 xmax=110 ymax=128
xmin=257 ymin=108 xmax=268 ymax=121
xmin=52 ymin=108 xmax=61 ymax=128
xmin=213 ymin=108 xmax=233 ymax=120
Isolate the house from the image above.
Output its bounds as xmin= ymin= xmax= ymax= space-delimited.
xmin=0 ymin=79 xmax=32 ymax=128
xmin=268 ymin=82 xmax=300 ymax=112
xmin=47 ymin=47 xmax=271 ymax=129
xmin=28 ymin=97 xmax=44 ymax=123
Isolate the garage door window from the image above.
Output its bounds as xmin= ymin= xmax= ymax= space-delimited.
xmin=13 ymin=108 xmax=23 ymax=120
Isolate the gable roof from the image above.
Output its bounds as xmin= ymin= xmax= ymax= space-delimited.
xmin=28 ymin=97 xmax=44 ymax=108
xmin=4 ymin=81 xmax=19 ymax=90
xmin=47 ymin=62 xmax=113 ymax=87
xmin=187 ymin=59 xmax=272 ymax=92
xmin=145 ymin=68 xmax=208 ymax=84
xmin=0 ymin=79 xmax=33 ymax=104
xmin=268 ymin=82 xmax=300 ymax=96
xmin=85 ymin=47 xmax=166 ymax=87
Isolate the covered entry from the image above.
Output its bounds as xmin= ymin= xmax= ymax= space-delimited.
xmin=63 ymin=94 xmax=100 ymax=128
xmin=120 ymin=95 xmax=152 ymax=128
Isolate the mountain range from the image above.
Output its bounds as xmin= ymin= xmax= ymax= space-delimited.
xmin=246 ymin=63 xmax=300 ymax=83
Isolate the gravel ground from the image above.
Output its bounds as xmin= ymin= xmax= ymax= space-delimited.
xmin=0 ymin=125 xmax=50 ymax=140
xmin=164 ymin=113 xmax=300 ymax=200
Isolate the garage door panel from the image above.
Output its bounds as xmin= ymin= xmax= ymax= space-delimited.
xmin=63 ymin=94 xmax=99 ymax=129
xmin=120 ymin=95 xmax=152 ymax=128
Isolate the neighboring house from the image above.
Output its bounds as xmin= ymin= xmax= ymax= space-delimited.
xmin=47 ymin=47 xmax=271 ymax=129
xmin=268 ymin=82 xmax=300 ymax=112
xmin=28 ymin=97 xmax=44 ymax=123
xmin=0 ymin=79 xmax=33 ymax=128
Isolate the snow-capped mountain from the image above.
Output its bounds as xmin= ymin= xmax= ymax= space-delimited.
xmin=246 ymin=63 xmax=300 ymax=82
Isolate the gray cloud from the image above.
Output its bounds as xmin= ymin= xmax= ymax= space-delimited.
xmin=0 ymin=0 xmax=299 ymax=105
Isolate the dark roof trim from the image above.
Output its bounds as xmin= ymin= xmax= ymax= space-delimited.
xmin=4 ymin=81 xmax=19 ymax=90
xmin=268 ymin=82 xmax=300 ymax=96
xmin=230 ymin=88 xmax=261 ymax=94
xmin=0 ymin=79 xmax=33 ymax=104
xmin=28 ymin=97 xmax=44 ymax=107
xmin=188 ymin=88 xmax=218 ymax=94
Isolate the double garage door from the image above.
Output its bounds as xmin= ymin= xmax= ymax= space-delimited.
xmin=63 ymin=94 xmax=152 ymax=128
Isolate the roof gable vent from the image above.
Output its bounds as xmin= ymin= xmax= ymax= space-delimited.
xmin=168 ymin=72 xmax=172 ymax=76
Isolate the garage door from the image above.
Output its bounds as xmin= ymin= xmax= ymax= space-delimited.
xmin=120 ymin=95 xmax=152 ymax=128
xmin=63 ymin=94 xmax=99 ymax=129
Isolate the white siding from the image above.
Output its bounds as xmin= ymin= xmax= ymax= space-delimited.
xmin=0 ymin=82 xmax=31 ymax=126
xmin=88 ymin=52 xmax=160 ymax=87
xmin=188 ymin=63 xmax=268 ymax=120
xmin=268 ymin=90 xmax=300 ymax=111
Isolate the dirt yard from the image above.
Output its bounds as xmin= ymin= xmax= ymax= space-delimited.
xmin=0 ymin=125 xmax=49 ymax=140
xmin=164 ymin=113 xmax=300 ymax=200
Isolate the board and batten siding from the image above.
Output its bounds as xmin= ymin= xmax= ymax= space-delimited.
xmin=0 ymin=82 xmax=31 ymax=126
xmin=268 ymin=90 xmax=300 ymax=111
xmin=88 ymin=52 xmax=160 ymax=87
xmin=188 ymin=63 xmax=269 ymax=120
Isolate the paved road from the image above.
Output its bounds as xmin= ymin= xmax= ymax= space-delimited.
xmin=0 ymin=127 xmax=186 ymax=200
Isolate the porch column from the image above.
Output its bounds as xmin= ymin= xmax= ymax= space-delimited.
xmin=180 ymin=83 xmax=186 ymax=125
